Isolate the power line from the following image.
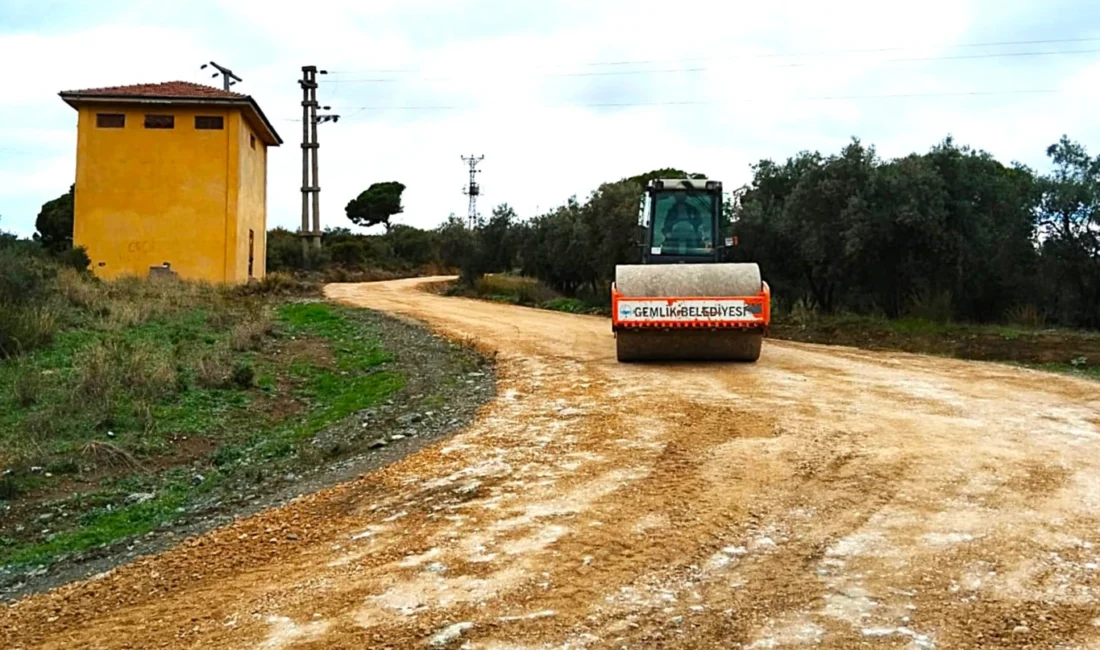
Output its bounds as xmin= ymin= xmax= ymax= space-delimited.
xmin=325 ymin=36 xmax=1100 ymax=76
xmin=316 ymin=88 xmax=1064 ymax=115
xmin=324 ymin=48 xmax=1100 ymax=84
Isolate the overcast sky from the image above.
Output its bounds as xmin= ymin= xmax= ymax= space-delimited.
xmin=1 ymin=0 xmax=1099 ymax=237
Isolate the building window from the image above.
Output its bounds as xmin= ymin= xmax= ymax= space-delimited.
xmin=195 ymin=115 xmax=224 ymax=130
xmin=96 ymin=113 xmax=125 ymax=128
xmin=250 ymin=134 xmax=256 ymax=150
xmin=144 ymin=114 xmax=174 ymax=129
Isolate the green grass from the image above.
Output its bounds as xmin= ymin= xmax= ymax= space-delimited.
xmin=3 ymin=481 xmax=193 ymax=567
xmin=1022 ymin=361 xmax=1100 ymax=381
xmin=0 ymin=298 xmax=405 ymax=570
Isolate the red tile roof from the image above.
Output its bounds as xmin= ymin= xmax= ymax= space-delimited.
xmin=60 ymin=81 xmax=246 ymax=100
xmin=59 ymin=81 xmax=282 ymax=145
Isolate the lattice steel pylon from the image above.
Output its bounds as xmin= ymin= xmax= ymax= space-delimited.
xmin=461 ymin=154 xmax=485 ymax=228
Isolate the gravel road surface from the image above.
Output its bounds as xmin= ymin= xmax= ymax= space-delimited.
xmin=3 ymin=276 xmax=1100 ymax=649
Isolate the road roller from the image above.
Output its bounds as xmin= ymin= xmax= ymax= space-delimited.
xmin=611 ymin=178 xmax=771 ymax=362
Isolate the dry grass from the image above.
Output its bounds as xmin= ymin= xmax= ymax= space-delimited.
xmin=1007 ymin=304 xmax=1047 ymax=329
xmin=56 ymin=267 xmax=104 ymax=309
xmin=194 ymin=343 xmax=235 ymax=389
xmin=234 ymin=272 xmax=319 ymax=297
xmin=74 ymin=340 xmax=115 ymax=404
xmin=118 ymin=341 xmax=177 ymax=402
xmin=230 ymin=308 xmax=275 ymax=352
xmin=0 ymin=304 xmax=60 ymax=358
xmin=11 ymin=360 xmax=43 ymax=408
xmin=80 ymin=440 xmax=143 ymax=472
xmin=474 ymin=274 xmax=560 ymax=304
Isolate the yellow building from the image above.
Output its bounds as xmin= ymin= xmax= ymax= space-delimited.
xmin=60 ymin=81 xmax=283 ymax=283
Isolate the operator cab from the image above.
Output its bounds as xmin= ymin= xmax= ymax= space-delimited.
xmin=638 ymin=178 xmax=731 ymax=264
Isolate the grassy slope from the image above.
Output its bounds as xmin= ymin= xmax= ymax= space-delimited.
xmin=0 ymin=282 xmax=405 ymax=569
xmin=447 ymin=274 xmax=1100 ymax=380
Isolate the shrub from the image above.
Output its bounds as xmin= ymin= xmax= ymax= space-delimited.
xmin=329 ymin=240 xmax=367 ymax=267
xmin=194 ymin=344 xmax=234 ymax=389
xmin=231 ymin=362 xmax=255 ymax=388
xmin=56 ymin=267 xmax=104 ymax=310
xmin=55 ymin=246 xmax=91 ymax=272
xmin=0 ymin=304 xmax=59 ymax=358
xmin=230 ymin=308 xmax=275 ymax=351
xmin=12 ymin=361 xmax=43 ymax=408
xmin=119 ymin=341 xmax=177 ymax=403
xmin=904 ymin=289 xmax=955 ymax=322
xmin=235 ymin=272 xmax=318 ymax=297
xmin=1007 ymin=304 xmax=1047 ymax=329
xmin=0 ymin=247 xmax=56 ymax=306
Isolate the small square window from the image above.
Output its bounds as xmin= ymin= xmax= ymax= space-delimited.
xmin=144 ymin=114 xmax=174 ymax=129
xmin=195 ymin=115 xmax=224 ymax=130
xmin=96 ymin=113 xmax=125 ymax=128
xmin=250 ymin=134 xmax=256 ymax=150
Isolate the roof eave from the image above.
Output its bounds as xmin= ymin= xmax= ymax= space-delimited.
xmin=58 ymin=93 xmax=284 ymax=146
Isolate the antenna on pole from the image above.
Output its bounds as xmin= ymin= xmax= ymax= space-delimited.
xmin=461 ymin=154 xmax=485 ymax=228
xmin=200 ymin=61 xmax=242 ymax=91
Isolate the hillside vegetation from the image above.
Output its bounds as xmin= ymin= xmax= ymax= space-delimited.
xmin=434 ymin=136 xmax=1098 ymax=333
xmin=0 ymin=238 xmax=491 ymax=584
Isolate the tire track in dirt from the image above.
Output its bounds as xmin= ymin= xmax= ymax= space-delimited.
xmin=2 ymin=276 xmax=1099 ymax=649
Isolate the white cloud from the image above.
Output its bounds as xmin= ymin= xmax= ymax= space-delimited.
xmin=0 ymin=0 xmax=1097 ymax=237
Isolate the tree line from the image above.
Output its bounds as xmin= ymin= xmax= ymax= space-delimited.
xmin=430 ymin=136 xmax=1100 ymax=329
xmin=11 ymin=133 xmax=1098 ymax=329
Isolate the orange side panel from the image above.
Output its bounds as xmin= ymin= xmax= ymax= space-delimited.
xmin=611 ymin=281 xmax=771 ymax=330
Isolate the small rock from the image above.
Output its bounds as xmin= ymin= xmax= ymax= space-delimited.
xmin=191 ymin=474 xmax=205 ymax=486
xmin=286 ymin=534 xmax=299 ymax=541
xmin=106 ymin=431 xmax=116 ymax=438
xmin=125 ymin=492 xmax=156 ymax=505
xmin=369 ymin=438 xmax=388 ymax=449
xmin=426 ymin=562 xmax=447 ymax=573
xmin=36 ymin=513 xmax=53 ymax=522
xmin=669 ymin=616 xmax=684 ymax=626
xmin=750 ymin=536 xmax=777 ymax=550
xmin=30 ymin=466 xmax=43 ymax=474
xmin=391 ymin=434 xmax=406 ymax=441
xmin=284 ymin=473 xmax=298 ymax=482
xmin=429 ymin=621 xmax=473 ymax=647
xmin=1013 ymin=625 xmax=1029 ymax=634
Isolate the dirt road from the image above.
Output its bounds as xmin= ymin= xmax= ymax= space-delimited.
xmin=4 ymin=277 xmax=1100 ymax=649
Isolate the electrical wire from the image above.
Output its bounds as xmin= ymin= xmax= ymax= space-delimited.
xmin=324 ymin=48 xmax=1100 ymax=84
xmin=315 ymin=88 xmax=1063 ymax=115
xmin=324 ymin=36 xmax=1100 ymax=76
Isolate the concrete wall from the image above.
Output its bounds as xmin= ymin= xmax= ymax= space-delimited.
xmin=72 ymin=103 xmax=264 ymax=284
xmin=234 ymin=113 xmax=268 ymax=281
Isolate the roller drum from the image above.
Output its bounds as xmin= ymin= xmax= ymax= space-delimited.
xmin=613 ymin=263 xmax=764 ymax=363
xmin=614 ymin=263 xmax=762 ymax=298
